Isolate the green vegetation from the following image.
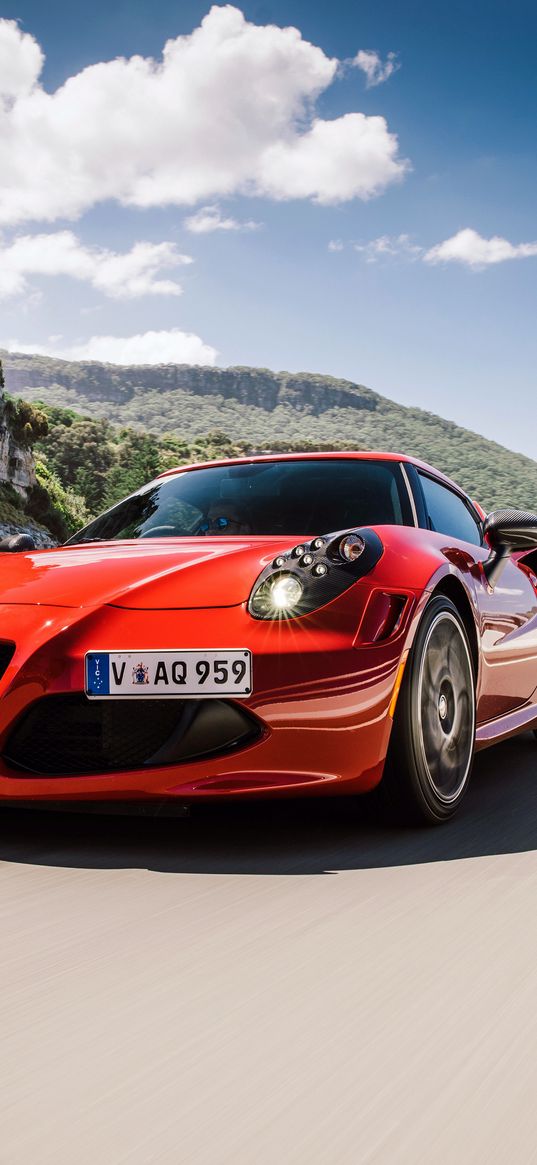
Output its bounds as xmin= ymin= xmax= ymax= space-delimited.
xmin=0 ymin=481 xmax=35 ymax=529
xmin=30 ymin=460 xmax=89 ymax=542
xmin=3 ymin=397 xmax=48 ymax=448
xmin=1 ymin=350 xmax=536 ymax=514
xmin=0 ymin=358 xmax=88 ymax=541
xmin=32 ymin=403 xmax=351 ymax=529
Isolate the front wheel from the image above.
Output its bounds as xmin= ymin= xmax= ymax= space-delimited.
xmin=382 ymin=596 xmax=476 ymax=824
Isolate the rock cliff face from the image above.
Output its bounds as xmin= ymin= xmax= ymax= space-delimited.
xmin=0 ymin=350 xmax=379 ymax=414
xmin=0 ymin=387 xmax=36 ymax=496
xmin=0 ymin=361 xmax=52 ymax=544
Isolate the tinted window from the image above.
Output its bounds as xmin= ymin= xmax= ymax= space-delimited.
xmin=418 ymin=474 xmax=482 ymax=545
xmin=67 ymin=459 xmax=413 ymax=544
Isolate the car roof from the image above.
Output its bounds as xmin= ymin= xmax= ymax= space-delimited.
xmin=157 ymin=450 xmax=470 ymax=500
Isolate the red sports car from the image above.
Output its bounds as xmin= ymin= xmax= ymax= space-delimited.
xmin=1 ymin=451 xmax=536 ymax=824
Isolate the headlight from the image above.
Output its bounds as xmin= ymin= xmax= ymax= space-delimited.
xmin=270 ymin=573 xmax=304 ymax=611
xmin=248 ymin=527 xmax=383 ymax=620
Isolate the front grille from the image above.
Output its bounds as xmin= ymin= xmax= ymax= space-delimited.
xmin=0 ymin=641 xmax=16 ymax=681
xmin=3 ymin=694 xmax=261 ymax=776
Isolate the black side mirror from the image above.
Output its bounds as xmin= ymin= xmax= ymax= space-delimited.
xmin=483 ymin=508 xmax=537 ymax=585
xmin=0 ymin=533 xmax=36 ymax=553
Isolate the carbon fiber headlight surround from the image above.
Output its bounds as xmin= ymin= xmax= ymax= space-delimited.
xmin=248 ymin=528 xmax=384 ymax=620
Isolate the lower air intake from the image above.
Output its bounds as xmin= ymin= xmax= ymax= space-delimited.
xmin=3 ymin=694 xmax=261 ymax=776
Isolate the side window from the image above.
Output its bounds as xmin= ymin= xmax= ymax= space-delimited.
xmin=418 ymin=474 xmax=482 ymax=546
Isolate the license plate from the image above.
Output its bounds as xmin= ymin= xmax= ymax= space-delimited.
xmin=85 ymin=650 xmax=252 ymax=698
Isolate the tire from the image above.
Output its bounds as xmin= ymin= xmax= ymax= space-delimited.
xmin=381 ymin=595 xmax=476 ymax=825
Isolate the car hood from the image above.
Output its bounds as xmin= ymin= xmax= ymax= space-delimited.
xmin=0 ymin=537 xmax=293 ymax=609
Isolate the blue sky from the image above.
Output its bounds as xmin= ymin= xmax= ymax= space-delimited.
xmin=0 ymin=1 xmax=536 ymax=457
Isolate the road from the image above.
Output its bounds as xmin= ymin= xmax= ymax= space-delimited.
xmin=1 ymin=734 xmax=537 ymax=1165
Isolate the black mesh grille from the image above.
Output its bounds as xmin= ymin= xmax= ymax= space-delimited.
xmin=3 ymin=694 xmax=261 ymax=776
xmin=0 ymin=641 xmax=16 ymax=682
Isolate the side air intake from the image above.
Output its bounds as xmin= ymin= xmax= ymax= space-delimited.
xmin=0 ymin=641 xmax=16 ymax=682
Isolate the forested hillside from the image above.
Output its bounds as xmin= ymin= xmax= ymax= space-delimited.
xmin=1 ymin=353 xmax=350 ymax=540
xmin=2 ymin=349 xmax=537 ymax=512
xmin=32 ymin=405 xmax=349 ymax=534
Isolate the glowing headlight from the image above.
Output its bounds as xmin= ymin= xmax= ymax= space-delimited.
xmin=249 ymin=571 xmax=304 ymax=619
xmin=269 ymin=573 xmax=303 ymax=610
xmin=248 ymin=527 xmax=384 ymax=620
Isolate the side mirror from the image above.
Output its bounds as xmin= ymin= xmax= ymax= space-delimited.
xmin=483 ymin=508 xmax=537 ymax=586
xmin=0 ymin=533 xmax=36 ymax=553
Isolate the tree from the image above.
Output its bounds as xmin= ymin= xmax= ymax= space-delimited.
xmin=3 ymin=396 xmax=48 ymax=447
xmin=39 ymin=417 xmax=115 ymax=510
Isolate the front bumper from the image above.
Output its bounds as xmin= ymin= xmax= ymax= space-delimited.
xmin=0 ymin=595 xmax=409 ymax=802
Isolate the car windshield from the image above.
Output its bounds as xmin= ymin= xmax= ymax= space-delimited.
xmin=66 ymin=458 xmax=413 ymax=544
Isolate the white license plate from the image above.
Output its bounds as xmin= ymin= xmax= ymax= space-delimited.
xmin=85 ymin=650 xmax=252 ymax=698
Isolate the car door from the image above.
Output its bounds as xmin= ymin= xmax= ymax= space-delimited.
xmin=416 ymin=471 xmax=537 ymax=721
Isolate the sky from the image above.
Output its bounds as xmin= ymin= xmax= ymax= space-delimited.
xmin=0 ymin=0 xmax=536 ymax=457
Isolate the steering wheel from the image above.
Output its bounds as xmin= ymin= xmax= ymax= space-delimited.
xmin=139 ymin=525 xmax=178 ymax=538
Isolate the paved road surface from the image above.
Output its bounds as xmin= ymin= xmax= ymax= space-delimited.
xmin=2 ymin=734 xmax=537 ymax=1164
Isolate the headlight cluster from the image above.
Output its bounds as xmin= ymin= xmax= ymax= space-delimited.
xmin=248 ymin=528 xmax=383 ymax=620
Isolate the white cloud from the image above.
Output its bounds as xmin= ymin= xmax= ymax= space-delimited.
xmin=327 ymin=234 xmax=418 ymax=258
xmin=4 ymin=329 xmax=218 ymax=365
xmin=424 ymin=228 xmax=537 ymax=269
xmin=329 ymin=227 xmax=537 ymax=270
xmin=258 ymin=114 xmax=407 ymax=203
xmin=353 ymin=233 xmax=423 ymax=261
xmin=353 ymin=49 xmax=399 ymax=88
xmin=0 ymin=7 xmax=408 ymax=225
xmin=0 ymin=19 xmax=43 ymax=100
xmin=0 ymin=231 xmax=192 ymax=300
xmin=0 ymin=266 xmax=26 ymax=299
xmin=184 ymin=204 xmax=261 ymax=233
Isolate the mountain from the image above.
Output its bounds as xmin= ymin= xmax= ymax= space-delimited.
xmin=2 ymin=349 xmax=536 ymax=512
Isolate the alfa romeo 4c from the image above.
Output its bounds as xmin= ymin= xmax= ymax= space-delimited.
xmin=1 ymin=452 xmax=537 ymax=824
